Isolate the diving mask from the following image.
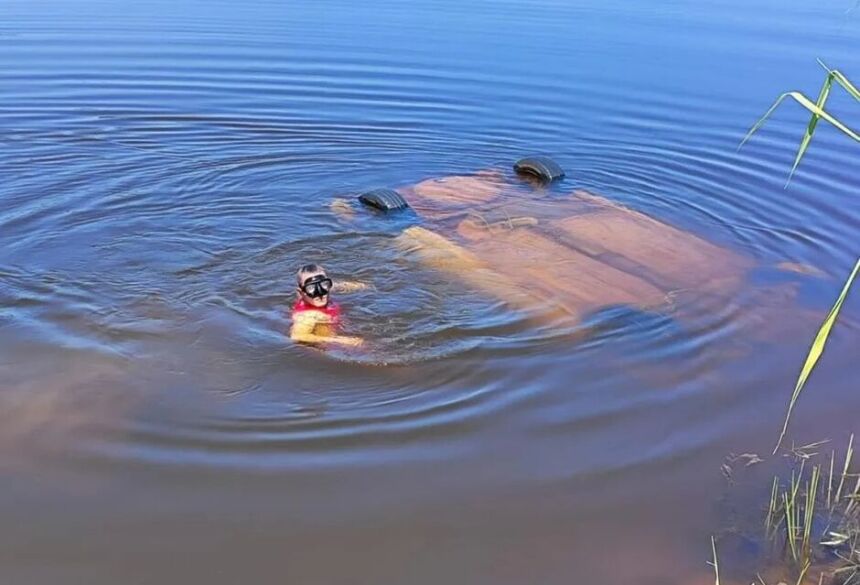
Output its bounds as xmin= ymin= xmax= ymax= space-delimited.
xmin=300 ymin=275 xmax=333 ymax=298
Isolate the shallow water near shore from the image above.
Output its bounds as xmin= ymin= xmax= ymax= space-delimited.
xmin=1 ymin=0 xmax=859 ymax=583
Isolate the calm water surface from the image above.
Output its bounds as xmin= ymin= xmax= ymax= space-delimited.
xmin=1 ymin=0 xmax=859 ymax=583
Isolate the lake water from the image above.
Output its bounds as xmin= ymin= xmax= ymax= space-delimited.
xmin=1 ymin=1 xmax=859 ymax=583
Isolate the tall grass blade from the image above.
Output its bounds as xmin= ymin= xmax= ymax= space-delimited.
xmin=803 ymin=465 xmax=821 ymax=562
xmin=768 ymin=475 xmax=780 ymax=536
xmin=836 ymin=434 xmax=855 ymax=505
xmin=741 ymin=65 xmax=860 ymax=183
xmin=829 ymin=449 xmax=836 ymax=510
xmin=818 ymin=60 xmax=860 ymax=101
xmin=784 ymin=90 xmax=860 ymax=141
xmin=740 ymin=93 xmax=794 ymax=149
xmin=787 ymin=74 xmax=833 ymax=183
xmin=786 ymin=490 xmax=799 ymax=563
xmin=741 ymin=90 xmax=860 ymax=148
xmin=711 ymin=535 xmax=721 ymax=585
xmin=774 ymin=259 xmax=860 ymax=454
xmin=835 ymin=70 xmax=860 ymax=101
xmin=846 ymin=471 xmax=860 ymax=515
xmin=794 ymin=560 xmax=810 ymax=585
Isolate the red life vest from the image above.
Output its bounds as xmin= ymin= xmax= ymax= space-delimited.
xmin=292 ymin=299 xmax=341 ymax=320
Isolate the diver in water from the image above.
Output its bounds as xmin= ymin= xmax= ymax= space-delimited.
xmin=290 ymin=263 xmax=366 ymax=347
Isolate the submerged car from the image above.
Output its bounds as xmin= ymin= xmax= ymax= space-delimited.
xmin=350 ymin=156 xmax=753 ymax=326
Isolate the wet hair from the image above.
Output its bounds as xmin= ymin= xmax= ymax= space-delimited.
xmin=297 ymin=263 xmax=326 ymax=286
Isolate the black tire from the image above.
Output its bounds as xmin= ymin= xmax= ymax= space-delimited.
xmin=513 ymin=156 xmax=565 ymax=183
xmin=358 ymin=188 xmax=410 ymax=212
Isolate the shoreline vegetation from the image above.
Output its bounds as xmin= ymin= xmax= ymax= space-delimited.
xmin=713 ymin=437 xmax=860 ymax=585
xmin=713 ymin=64 xmax=859 ymax=585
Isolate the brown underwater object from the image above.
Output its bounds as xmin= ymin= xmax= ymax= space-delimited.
xmin=386 ymin=163 xmax=752 ymax=325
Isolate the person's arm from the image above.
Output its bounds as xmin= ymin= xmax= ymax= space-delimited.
xmin=329 ymin=198 xmax=356 ymax=221
xmin=290 ymin=312 xmax=363 ymax=347
xmin=332 ymin=280 xmax=370 ymax=293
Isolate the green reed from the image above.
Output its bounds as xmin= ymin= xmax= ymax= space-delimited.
xmin=803 ymin=465 xmax=821 ymax=560
xmin=741 ymin=63 xmax=860 ymax=454
xmin=711 ymin=535 xmax=721 ymax=585
xmin=720 ymin=62 xmax=859 ymax=585
xmin=740 ymin=60 xmax=859 ymax=184
xmin=765 ymin=463 xmax=819 ymax=571
xmin=836 ymin=436 xmax=856 ymax=507
xmin=768 ymin=475 xmax=782 ymax=537
xmin=829 ymin=450 xmax=837 ymax=511
xmin=760 ymin=437 xmax=859 ymax=583
xmin=772 ymin=258 xmax=860 ymax=455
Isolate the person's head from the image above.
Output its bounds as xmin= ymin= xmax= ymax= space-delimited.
xmin=296 ymin=263 xmax=333 ymax=307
